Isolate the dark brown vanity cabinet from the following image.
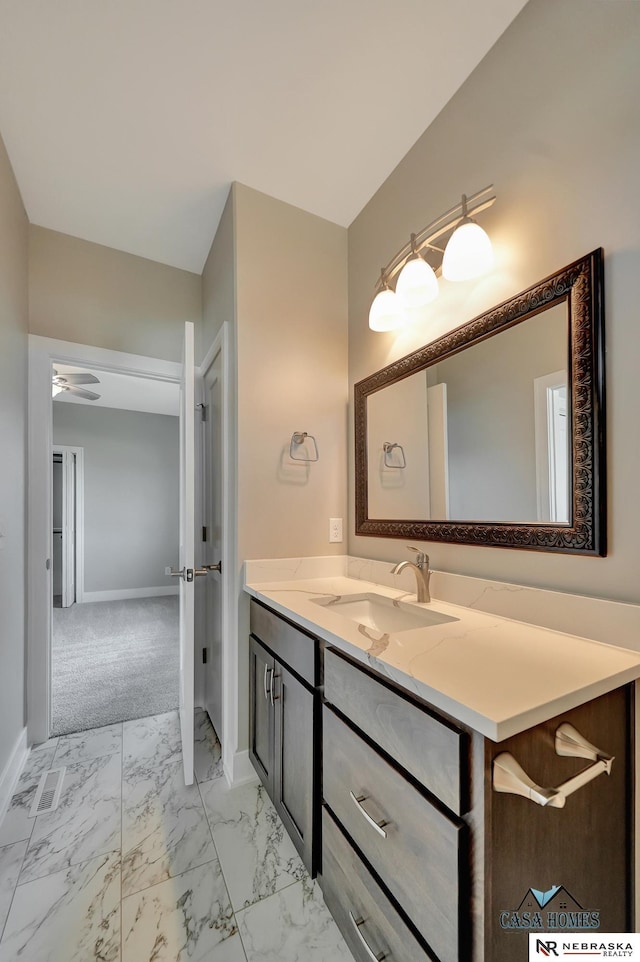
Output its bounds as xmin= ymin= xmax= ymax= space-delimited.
xmin=249 ymin=600 xmax=321 ymax=875
xmin=320 ymin=646 xmax=633 ymax=962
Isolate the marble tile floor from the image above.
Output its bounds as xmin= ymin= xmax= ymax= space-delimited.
xmin=0 ymin=708 xmax=354 ymax=962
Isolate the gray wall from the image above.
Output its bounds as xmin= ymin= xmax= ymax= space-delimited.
xmin=0 ymin=131 xmax=28 ymax=776
xmin=429 ymin=304 xmax=566 ymax=521
xmin=29 ymin=226 xmax=202 ymax=362
xmin=53 ymin=404 xmax=179 ymax=594
xmin=201 ymin=186 xmax=236 ymax=365
xmin=348 ymin=0 xmax=640 ymax=603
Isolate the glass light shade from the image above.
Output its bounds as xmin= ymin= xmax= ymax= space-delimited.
xmin=52 ymin=383 xmax=64 ymax=398
xmin=442 ymin=220 xmax=494 ymax=281
xmin=395 ymin=256 xmax=439 ymax=310
xmin=369 ymin=288 xmax=403 ymax=332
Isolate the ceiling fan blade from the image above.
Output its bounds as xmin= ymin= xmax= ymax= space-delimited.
xmin=67 ymin=386 xmax=101 ymax=401
xmin=60 ymin=373 xmax=100 ymax=386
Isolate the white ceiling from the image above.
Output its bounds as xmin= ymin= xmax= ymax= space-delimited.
xmin=53 ymin=364 xmax=179 ymax=416
xmin=0 ymin=0 xmax=528 ymax=274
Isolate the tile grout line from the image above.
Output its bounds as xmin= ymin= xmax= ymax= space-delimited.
xmin=196 ymin=763 xmax=312 ymax=953
xmin=0 ymin=838 xmax=29 ymax=946
xmin=194 ymin=765 xmax=243 ymax=949
xmin=195 ymin=739 xmax=253 ymax=957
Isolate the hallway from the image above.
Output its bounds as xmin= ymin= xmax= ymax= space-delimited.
xmin=0 ymin=710 xmax=352 ymax=961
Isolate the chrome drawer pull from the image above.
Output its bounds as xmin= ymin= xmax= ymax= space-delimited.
xmin=349 ymin=791 xmax=388 ymax=838
xmin=263 ymin=664 xmax=271 ymax=701
xmin=270 ymin=670 xmax=279 ymax=706
xmin=349 ymin=912 xmax=388 ymax=961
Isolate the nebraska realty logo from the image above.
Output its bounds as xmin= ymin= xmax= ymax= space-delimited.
xmin=500 ymin=884 xmax=600 ymax=930
xmin=528 ymin=933 xmax=639 ymax=958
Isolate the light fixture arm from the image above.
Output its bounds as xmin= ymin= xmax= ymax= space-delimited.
xmin=373 ymin=184 xmax=495 ymax=294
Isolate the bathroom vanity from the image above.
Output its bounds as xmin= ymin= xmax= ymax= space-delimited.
xmin=246 ymin=567 xmax=640 ymax=962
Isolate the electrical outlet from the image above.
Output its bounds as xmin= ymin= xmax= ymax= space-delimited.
xmin=329 ymin=518 xmax=343 ymax=543
xmin=164 ymin=566 xmax=172 ymax=576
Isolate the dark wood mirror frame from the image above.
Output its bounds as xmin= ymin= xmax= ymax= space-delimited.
xmin=355 ymin=249 xmax=606 ymax=555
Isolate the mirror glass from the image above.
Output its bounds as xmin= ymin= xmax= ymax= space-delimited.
xmin=366 ymin=302 xmax=569 ymax=524
xmin=355 ymin=250 xmax=605 ymax=555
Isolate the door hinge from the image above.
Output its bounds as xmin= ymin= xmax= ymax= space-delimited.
xmin=202 ymin=648 xmax=207 ymax=664
xmin=202 ymin=526 xmax=207 ymax=542
xmin=197 ymin=402 xmax=208 ymax=422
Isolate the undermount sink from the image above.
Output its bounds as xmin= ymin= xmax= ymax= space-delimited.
xmin=312 ymin=592 xmax=459 ymax=634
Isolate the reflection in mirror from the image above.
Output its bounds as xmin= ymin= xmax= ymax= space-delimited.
xmin=367 ymin=303 xmax=569 ymax=524
xmin=356 ymin=250 xmax=605 ymax=554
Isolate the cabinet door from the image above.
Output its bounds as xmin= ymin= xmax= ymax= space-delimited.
xmin=273 ymin=663 xmax=315 ymax=873
xmin=249 ymin=635 xmax=275 ymax=795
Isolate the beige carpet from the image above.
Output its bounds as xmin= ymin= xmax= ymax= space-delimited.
xmin=52 ymin=596 xmax=179 ymax=735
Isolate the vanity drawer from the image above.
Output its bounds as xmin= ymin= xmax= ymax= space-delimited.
xmin=323 ymin=705 xmax=465 ymax=962
xmin=250 ymin=599 xmax=319 ymax=687
xmin=320 ymin=807 xmax=433 ymax=962
xmin=324 ymin=646 xmax=467 ymax=814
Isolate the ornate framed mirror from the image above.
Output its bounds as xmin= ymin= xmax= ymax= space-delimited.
xmin=354 ymin=249 xmax=606 ymax=554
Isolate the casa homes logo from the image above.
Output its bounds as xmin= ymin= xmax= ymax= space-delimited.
xmin=529 ymin=933 xmax=640 ymax=958
xmin=500 ymin=884 xmax=600 ymax=931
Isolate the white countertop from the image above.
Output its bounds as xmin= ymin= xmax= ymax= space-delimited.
xmin=244 ymin=573 xmax=640 ymax=741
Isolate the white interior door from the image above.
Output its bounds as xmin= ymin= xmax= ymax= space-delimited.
xmin=61 ymin=451 xmax=76 ymax=608
xmin=203 ymin=353 xmax=223 ymax=738
xmin=179 ymin=321 xmax=196 ymax=785
xmin=534 ymin=369 xmax=569 ymax=523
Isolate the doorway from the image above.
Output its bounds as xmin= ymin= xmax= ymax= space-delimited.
xmin=28 ymin=335 xmax=185 ymax=744
xmin=50 ymin=363 xmax=181 ymax=735
xmin=28 ymin=330 xmax=233 ymax=784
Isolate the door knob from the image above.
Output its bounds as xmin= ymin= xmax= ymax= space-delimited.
xmin=169 ymin=567 xmax=209 ymax=581
xmin=203 ymin=562 xmax=222 ymax=573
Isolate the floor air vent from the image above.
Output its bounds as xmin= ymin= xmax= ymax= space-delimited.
xmin=29 ymin=767 xmax=66 ymax=817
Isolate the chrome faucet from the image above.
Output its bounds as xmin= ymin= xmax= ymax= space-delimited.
xmin=390 ymin=545 xmax=431 ymax=603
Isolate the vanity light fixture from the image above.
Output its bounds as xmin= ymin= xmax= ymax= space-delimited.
xmin=441 ymin=193 xmax=494 ymax=281
xmin=368 ymin=274 xmax=402 ymax=333
xmin=368 ymin=185 xmax=496 ymax=332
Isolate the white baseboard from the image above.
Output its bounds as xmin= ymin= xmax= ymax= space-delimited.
xmin=224 ymin=749 xmax=260 ymax=789
xmin=0 ymin=727 xmax=28 ymax=826
xmin=81 ymin=586 xmax=179 ymax=603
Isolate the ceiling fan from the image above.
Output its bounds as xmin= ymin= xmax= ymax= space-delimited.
xmin=52 ymin=369 xmax=101 ymax=401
